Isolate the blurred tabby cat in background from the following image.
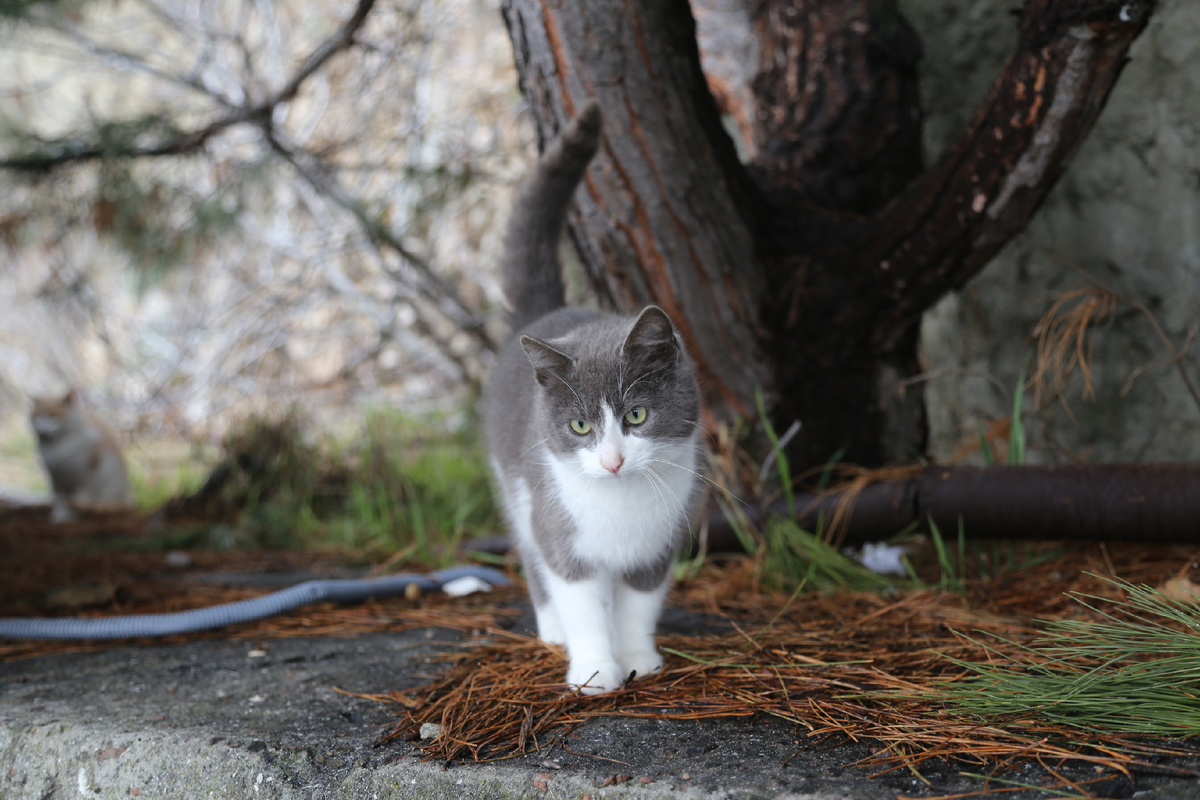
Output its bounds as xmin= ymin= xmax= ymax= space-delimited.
xmin=30 ymin=389 xmax=133 ymax=522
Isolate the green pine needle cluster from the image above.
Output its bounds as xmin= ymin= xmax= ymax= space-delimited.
xmin=938 ymin=576 xmax=1200 ymax=736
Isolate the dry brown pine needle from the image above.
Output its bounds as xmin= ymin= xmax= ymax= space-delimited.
xmin=370 ymin=553 xmax=1200 ymax=787
xmin=8 ymin=516 xmax=1200 ymax=790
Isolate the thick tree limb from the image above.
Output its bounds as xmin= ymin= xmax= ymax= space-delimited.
xmin=766 ymin=0 xmax=1154 ymax=468
xmin=805 ymin=0 xmax=1155 ymax=355
xmin=751 ymin=0 xmax=924 ymax=217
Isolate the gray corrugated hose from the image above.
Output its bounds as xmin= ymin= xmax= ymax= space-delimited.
xmin=0 ymin=565 xmax=509 ymax=640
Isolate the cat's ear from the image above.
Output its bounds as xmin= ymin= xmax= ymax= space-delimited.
xmin=521 ymin=335 xmax=576 ymax=387
xmin=623 ymin=306 xmax=680 ymax=365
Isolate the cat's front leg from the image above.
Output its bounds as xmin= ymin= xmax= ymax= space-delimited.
xmin=518 ymin=543 xmax=567 ymax=644
xmin=544 ymin=571 xmax=625 ymax=694
xmin=614 ymin=577 xmax=669 ymax=681
xmin=49 ymin=496 xmax=75 ymax=524
xmin=534 ymin=603 xmax=566 ymax=645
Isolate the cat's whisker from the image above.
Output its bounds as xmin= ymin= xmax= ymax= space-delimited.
xmin=676 ymin=419 xmax=725 ymax=449
xmin=647 ymin=457 xmax=744 ymax=504
xmin=550 ymin=372 xmax=585 ymax=408
xmin=647 ymin=464 xmax=701 ymax=541
xmin=644 ymin=468 xmax=686 ymax=521
xmin=519 ymin=437 xmax=552 ymax=460
xmin=621 ymin=364 xmax=670 ymax=402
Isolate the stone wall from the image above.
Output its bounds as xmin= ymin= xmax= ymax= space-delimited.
xmin=906 ymin=0 xmax=1200 ymax=463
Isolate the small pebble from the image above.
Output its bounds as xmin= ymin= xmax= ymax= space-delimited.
xmin=419 ymin=722 xmax=443 ymax=740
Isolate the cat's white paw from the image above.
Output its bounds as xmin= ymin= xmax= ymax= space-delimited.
xmin=567 ymin=660 xmax=626 ymax=695
xmin=618 ymin=650 xmax=663 ymax=681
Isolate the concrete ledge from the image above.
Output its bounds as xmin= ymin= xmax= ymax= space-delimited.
xmin=0 ymin=629 xmax=875 ymax=800
xmin=4 ymin=619 xmax=1198 ymax=799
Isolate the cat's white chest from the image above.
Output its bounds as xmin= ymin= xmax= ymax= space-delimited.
xmin=544 ymin=433 xmax=698 ymax=571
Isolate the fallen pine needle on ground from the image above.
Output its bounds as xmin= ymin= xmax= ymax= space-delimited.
xmin=363 ymin=547 xmax=1200 ymax=798
xmin=6 ymin=514 xmax=1200 ymax=797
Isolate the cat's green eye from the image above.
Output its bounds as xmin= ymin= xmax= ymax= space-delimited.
xmin=624 ymin=406 xmax=648 ymax=426
xmin=569 ymin=419 xmax=592 ymax=435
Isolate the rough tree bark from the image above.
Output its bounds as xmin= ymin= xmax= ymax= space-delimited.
xmin=500 ymin=0 xmax=1154 ymax=474
xmin=503 ymin=0 xmax=770 ymax=427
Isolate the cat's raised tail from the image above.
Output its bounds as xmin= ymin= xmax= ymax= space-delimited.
xmin=501 ymin=101 xmax=602 ymax=332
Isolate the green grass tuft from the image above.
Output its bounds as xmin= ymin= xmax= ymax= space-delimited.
xmin=923 ymin=517 xmax=967 ymax=596
xmin=759 ymin=518 xmax=906 ymax=594
xmin=165 ymin=408 xmax=500 ymax=564
xmin=756 ymin=387 xmax=795 ymax=515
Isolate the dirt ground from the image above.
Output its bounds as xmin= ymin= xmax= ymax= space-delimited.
xmin=4 ymin=500 xmax=1200 ymax=799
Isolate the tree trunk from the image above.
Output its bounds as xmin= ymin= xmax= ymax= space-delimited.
xmin=500 ymin=0 xmax=1154 ymax=475
xmin=748 ymin=0 xmax=927 ymax=468
xmin=502 ymin=0 xmax=768 ymax=425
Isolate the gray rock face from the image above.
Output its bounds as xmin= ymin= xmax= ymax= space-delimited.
xmin=908 ymin=0 xmax=1200 ymax=463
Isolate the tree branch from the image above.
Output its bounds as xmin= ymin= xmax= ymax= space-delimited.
xmin=0 ymin=0 xmax=377 ymax=171
xmin=750 ymin=0 xmax=923 ymax=217
xmin=265 ymin=132 xmax=496 ymax=355
xmin=42 ymin=21 xmax=239 ymax=109
xmin=809 ymin=0 xmax=1154 ymax=355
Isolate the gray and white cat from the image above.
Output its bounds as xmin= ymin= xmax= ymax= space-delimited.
xmin=483 ymin=102 xmax=702 ymax=695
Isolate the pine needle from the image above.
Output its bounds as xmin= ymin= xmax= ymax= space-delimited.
xmin=368 ymin=564 xmax=1200 ymax=789
xmin=936 ymin=575 xmax=1200 ymax=736
xmin=1030 ymin=285 xmax=1118 ymax=420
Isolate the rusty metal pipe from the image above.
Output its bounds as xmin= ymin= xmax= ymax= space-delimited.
xmin=701 ymin=463 xmax=1200 ymax=549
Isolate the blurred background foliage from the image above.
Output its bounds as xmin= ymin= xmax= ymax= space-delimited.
xmin=2 ymin=0 xmax=1199 ymax=550
xmin=0 ymin=0 xmax=529 ymax=456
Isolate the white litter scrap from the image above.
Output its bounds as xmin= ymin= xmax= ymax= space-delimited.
xmin=855 ymin=542 xmax=909 ymax=577
xmin=441 ymin=575 xmax=492 ymax=597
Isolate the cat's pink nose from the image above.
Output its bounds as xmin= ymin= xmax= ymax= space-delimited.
xmin=602 ymin=455 xmax=624 ymax=474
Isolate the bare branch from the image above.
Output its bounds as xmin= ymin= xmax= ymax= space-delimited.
xmin=43 ymin=20 xmax=239 ymax=108
xmin=0 ymin=0 xmax=377 ymax=170
xmin=264 ymin=132 xmax=497 ymax=355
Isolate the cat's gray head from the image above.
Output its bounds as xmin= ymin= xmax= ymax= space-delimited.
xmin=520 ymin=306 xmax=699 ymax=478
